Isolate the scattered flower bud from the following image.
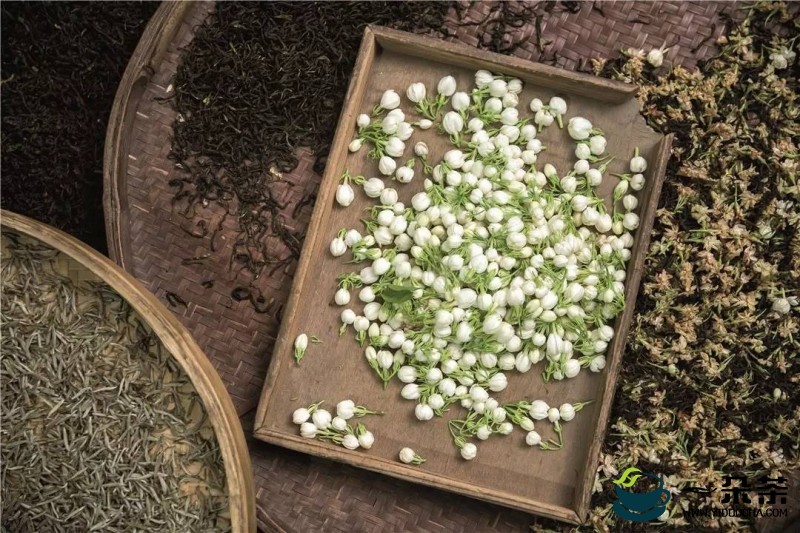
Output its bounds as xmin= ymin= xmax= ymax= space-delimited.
xmin=380 ymin=89 xmax=400 ymax=110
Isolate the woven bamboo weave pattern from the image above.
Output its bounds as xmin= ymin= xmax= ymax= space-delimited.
xmin=111 ymin=2 xmax=735 ymax=531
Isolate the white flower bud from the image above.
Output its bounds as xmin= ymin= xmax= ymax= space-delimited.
xmin=349 ymin=138 xmax=363 ymax=152
xmin=589 ymin=135 xmax=607 ymax=155
xmin=549 ymin=96 xmax=567 ymax=116
xmin=589 ymin=355 xmax=606 ymax=372
xmin=622 ymin=194 xmax=638 ymax=211
xmin=378 ymin=156 xmax=397 ymax=176
xmin=451 ymin=91 xmax=471 ymax=111
xmin=312 ymin=408 xmax=332 ymax=429
xmin=342 ymin=434 xmax=360 ymax=450
xmin=630 ymin=155 xmax=647 ymax=173
xmin=525 ymin=431 xmax=542 ymax=446
xmin=330 ymin=237 xmax=347 ymax=257
xmin=547 ymin=407 xmax=561 ymax=423
xmin=357 ymin=430 xmax=375 ymax=449
xmin=488 ymin=78 xmax=507 ymax=97
xmin=623 ymin=212 xmax=640 ymax=230
xmin=380 ymin=89 xmax=400 ymax=110
xmin=331 ymin=417 xmax=348 ymax=431
xmin=443 ymin=111 xmax=464 ymax=135
xmin=418 ymin=118 xmax=433 ymax=130
xmin=437 ymin=75 xmax=456 ymax=97
xmin=401 ymin=383 xmax=420 ymax=400
xmin=292 ymin=408 xmax=311 ymax=425
xmin=300 ymin=422 xmax=317 ymax=438
xmin=529 ymin=400 xmax=549 ymax=420
xmin=460 ymin=442 xmax=477 ymax=460
xmin=385 ymin=137 xmax=405 ymax=158
xmin=414 ymin=403 xmax=434 ymax=421
xmin=567 ymin=117 xmax=593 ymax=140
xmin=336 ymin=183 xmax=355 ymax=207
xmin=647 ymin=48 xmax=664 ymax=67
xmin=406 ymin=82 xmax=426 ymax=103
xmin=357 ymin=114 xmax=370 ymax=128
xmin=399 ymin=447 xmax=417 ymax=464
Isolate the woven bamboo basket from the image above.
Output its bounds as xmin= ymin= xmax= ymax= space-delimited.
xmin=102 ymin=2 xmax=737 ymax=530
xmin=1 ymin=210 xmax=256 ymax=533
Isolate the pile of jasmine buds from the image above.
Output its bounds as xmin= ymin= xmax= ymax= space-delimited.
xmin=292 ymin=400 xmax=381 ymax=451
xmin=330 ymin=69 xmax=647 ymax=460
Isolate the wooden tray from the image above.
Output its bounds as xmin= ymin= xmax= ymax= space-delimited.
xmin=254 ymin=27 xmax=672 ymax=524
xmin=1 ymin=210 xmax=257 ymax=533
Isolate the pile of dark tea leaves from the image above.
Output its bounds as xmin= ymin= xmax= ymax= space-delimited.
xmin=1 ymin=2 xmax=158 ymax=252
xmin=572 ymin=2 xmax=799 ymax=531
xmin=165 ymin=2 xmax=452 ymax=302
xmin=0 ymin=232 xmax=230 ymax=532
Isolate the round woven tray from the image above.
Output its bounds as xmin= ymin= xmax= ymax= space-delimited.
xmin=103 ymin=2 xmax=735 ymax=531
xmin=2 ymin=210 xmax=256 ymax=532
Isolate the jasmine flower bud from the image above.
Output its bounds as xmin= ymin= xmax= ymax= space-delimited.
xmin=772 ymin=297 xmax=792 ymax=314
xmin=357 ymin=113 xmax=370 ymax=128
xmin=534 ymin=109 xmax=553 ymax=127
xmin=489 ymin=78 xmax=507 ymax=97
xmin=460 ymin=442 xmax=477 ymax=460
xmin=575 ymin=143 xmax=591 ymax=160
xmin=589 ymin=135 xmax=607 ymax=155
xmin=401 ymin=383 xmax=420 ymax=400
xmin=547 ymin=407 xmax=561 ymax=423
xmin=330 ymin=237 xmax=347 ymax=257
xmin=385 ymin=137 xmax=405 ymax=157
xmin=529 ymin=400 xmax=549 ymax=420
xmin=437 ymin=75 xmax=456 ymax=97
xmin=396 ymin=121 xmax=413 ymax=141
xmin=567 ymin=117 xmax=593 ymax=140
xmin=353 ymin=316 xmax=369 ymax=332
xmin=336 ymin=183 xmax=355 ymax=207
xmin=341 ymin=309 xmax=356 ymax=325
xmin=476 ymin=425 xmax=492 ymax=440
xmin=549 ymin=96 xmax=567 ymax=117
xmin=443 ymin=111 xmax=464 ymax=135
xmin=300 ymin=422 xmax=317 ymax=438
xmin=292 ymin=407 xmax=311 ymax=425
xmin=378 ymin=156 xmax=397 ymax=176
xmin=646 ymin=47 xmax=665 ymax=67
xmin=414 ymin=403 xmax=434 ymax=421
xmin=428 ymin=393 xmax=445 ymax=411
xmin=573 ymin=160 xmax=590 ymax=175
xmin=630 ymin=173 xmax=645 ymax=190
xmin=500 ymin=107 xmax=518 ymax=125
xmin=312 ymin=408 xmax=332 ymax=429
xmin=334 ymin=288 xmax=350 ymax=306
xmin=357 ymin=427 xmax=375 ymax=449
xmin=586 ymin=168 xmax=602 ymax=186
xmin=418 ymin=118 xmax=433 ymax=130
xmin=622 ymin=194 xmax=638 ymax=211
xmin=331 ymin=417 xmax=348 ymax=432
xmin=452 ymin=91 xmax=470 ymax=111
xmin=630 ymin=154 xmax=647 ymax=173
xmin=380 ymin=188 xmax=399 ymax=207
xmin=349 ymin=138 xmax=363 ymax=152
xmin=474 ymin=69 xmax=493 ymax=88
xmin=623 ymin=212 xmax=640 ymax=230
xmin=406 ymin=82 xmax=426 ymax=103
xmin=380 ymin=89 xmax=400 ymax=110
xmin=342 ymin=434 xmax=360 ymax=450
xmin=565 ymin=359 xmax=581 ymax=378
xmin=589 ymin=355 xmax=606 ymax=372
xmin=525 ymin=431 xmax=542 ymax=446
xmin=595 ymin=213 xmax=613 ymax=233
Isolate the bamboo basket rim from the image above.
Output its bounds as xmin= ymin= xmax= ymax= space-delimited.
xmin=1 ymin=209 xmax=256 ymax=533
